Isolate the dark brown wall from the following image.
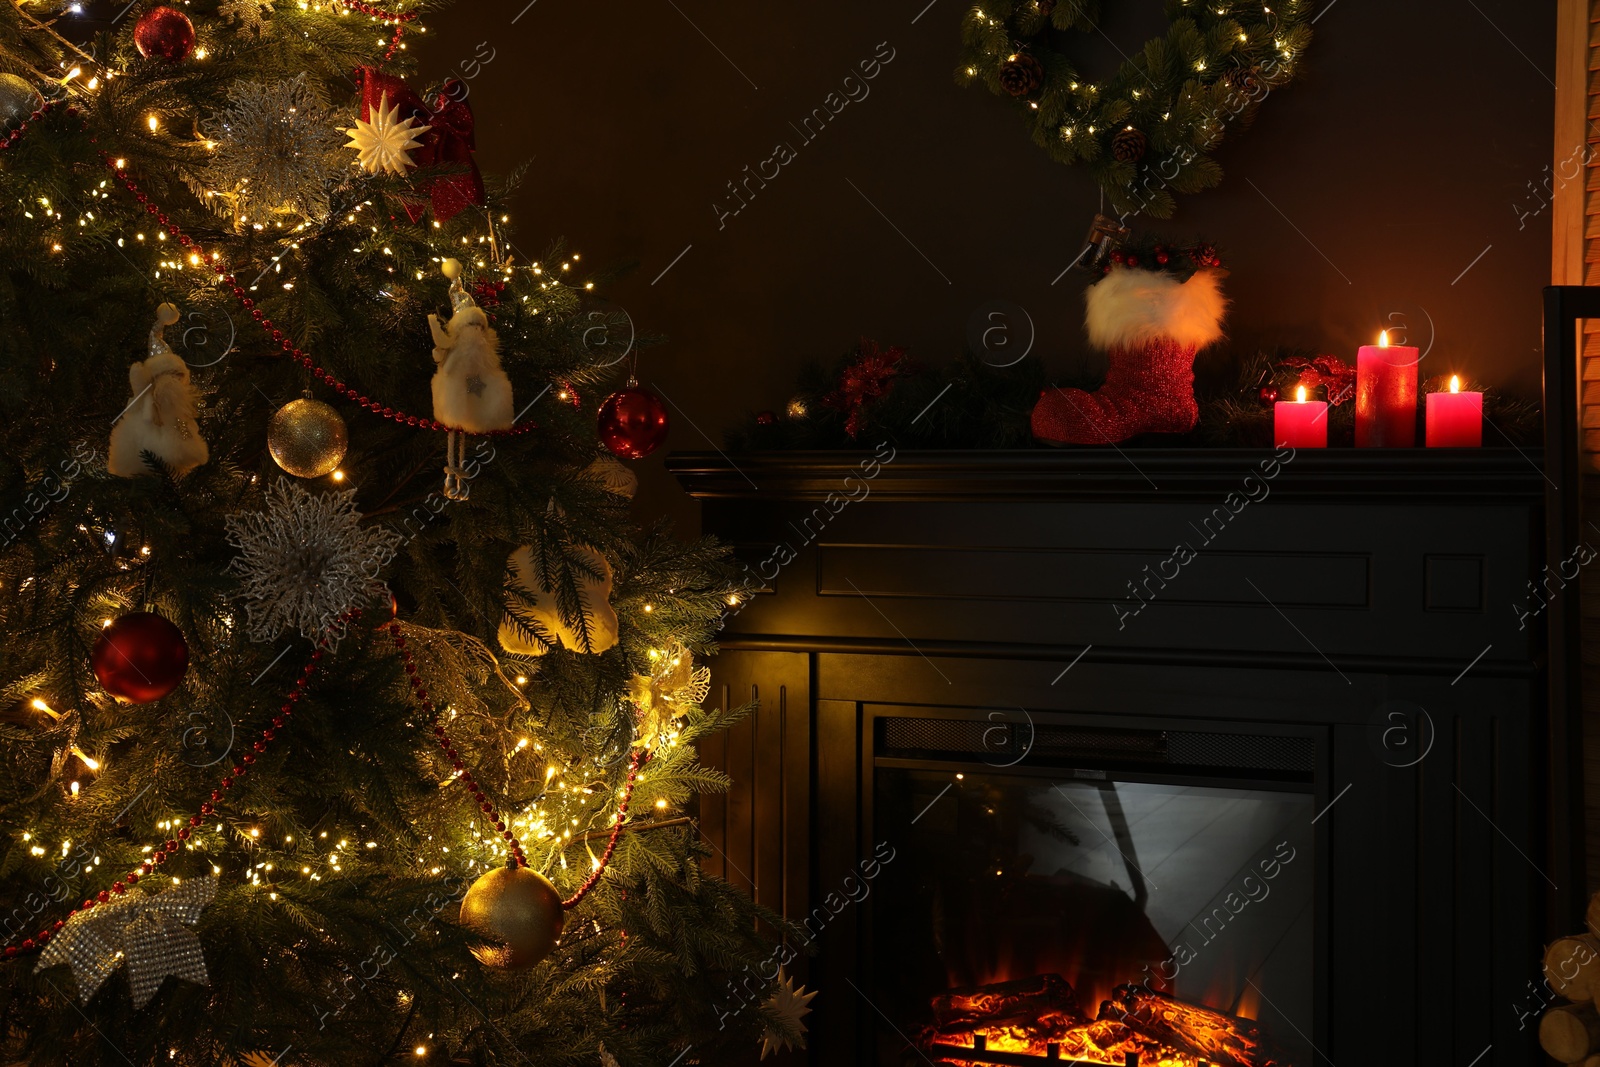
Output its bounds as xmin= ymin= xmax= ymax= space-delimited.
xmin=421 ymin=1 xmax=1555 ymax=529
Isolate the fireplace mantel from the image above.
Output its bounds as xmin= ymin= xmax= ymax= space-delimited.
xmin=668 ymin=447 xmax=1545 ymax=502
xmin=670 ymin=448 xmax=1552 ymax=1067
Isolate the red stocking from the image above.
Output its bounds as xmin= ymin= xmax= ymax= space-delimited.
xmin=1031 ymin=336 xmax=1199 ymax=445
xmin=1031 ymin=265 xmax=1226 ymax=447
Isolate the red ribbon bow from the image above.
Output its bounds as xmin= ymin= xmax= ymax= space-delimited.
xmin=824 ymin=339 xmax=911 ymax=438
xmin=1278 ymin=354 xmax=1356 ymax=406
xmin=356 ymin=66 xmax=485 ymax=223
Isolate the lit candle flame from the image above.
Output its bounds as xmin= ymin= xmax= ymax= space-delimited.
xmin=1378 ymin=330 xmax=1389 ymax=347
xmin=1449 ymin=375 xmax=1460 ymax=394
xmin=1296 ymin=385 xmax=1307 ymax=403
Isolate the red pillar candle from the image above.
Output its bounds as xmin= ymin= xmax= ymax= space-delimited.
xmin=1425 ymin=375 xmax=1483 ymax=447
xmin=1355 ymin=330 xmax=1419 ymax=447
xmin=1274 ymin=385 xmax=1328 ymax=448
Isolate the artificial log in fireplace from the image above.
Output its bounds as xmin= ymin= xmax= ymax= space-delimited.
xmin=669 ymin=450 xmax=1555 ymax=1066
xmin=925 ymin=974 xmax=1292 ymax=1067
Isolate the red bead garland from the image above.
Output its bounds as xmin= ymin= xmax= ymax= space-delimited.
xmin=0 ymin=102 xmax=539 ymax=440
xmin=0 ymin=98 xmax=64 ymax=154
xmin=0 ymin=610 xmax=360 ymax=962
xmin=384 ymin=624 xmax=646 ymax=907
xmin=387 ymin=624 xmax=526 ymax=867
xmin=338 ymin=0 xmax=420 ymax=63
xmin=91 ymin=152 xmax=538 ymax=440
xmin=561 ymin=747 xmax=644 ymax=911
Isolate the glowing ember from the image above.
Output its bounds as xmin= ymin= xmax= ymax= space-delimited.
xmin=924 ymin=976 xmax=1296 ymax=1067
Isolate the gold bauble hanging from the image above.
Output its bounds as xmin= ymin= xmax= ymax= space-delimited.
xmin=267 ymin=397 xmax=348 ymax=478
xmin=458 ymin=865 xmax=565 ymax=969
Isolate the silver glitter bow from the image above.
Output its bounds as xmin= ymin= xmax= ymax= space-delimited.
xmin=36 ymin=876 xmax=218 ymax=1007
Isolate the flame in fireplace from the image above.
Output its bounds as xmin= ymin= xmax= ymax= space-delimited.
xmin=940 ymin=869 xmax=1172 ymax=1011
xmin=932 ymin=1023 xmax=1204 ymax=1067
xmin=1232 ymin=981 xmax=1261 ymax=1022
xmin=924 ymin=977 xmax=1292 ymax=1067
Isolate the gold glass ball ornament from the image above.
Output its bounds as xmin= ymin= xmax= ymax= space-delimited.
xmin=267 ymin=397 xmax=348 ymax=478
xmin=459 ymin=865 xmax=566 ymax=968
xmin=0 ymin=73 xmax=42 ymax=132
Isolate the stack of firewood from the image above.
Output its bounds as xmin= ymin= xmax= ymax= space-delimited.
xmin=1540 ymin=895 xmax=1600 ymax=1062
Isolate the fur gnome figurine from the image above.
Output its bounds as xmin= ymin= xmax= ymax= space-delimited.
xmin=429 ymin=258 xmax=513 ymax=499
xmin=1031 ymin=246 xmax=1227 ymax=445
xmin=108 ymin=303 xmax=209 ymax=477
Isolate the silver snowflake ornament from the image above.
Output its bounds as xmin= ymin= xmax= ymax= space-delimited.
xmin=191 ymin=73 xmax=346 ymax=224
xmin=227 ymin=480 xmax=400 ymax=648
xmin=343 ymin=90 xmax=431 ymax=177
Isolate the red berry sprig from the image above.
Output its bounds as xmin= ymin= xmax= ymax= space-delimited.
xmin=94 ymin=153 xmax=538 ymax=439
xmin=1 ymin=610 xmax=360 ymax=961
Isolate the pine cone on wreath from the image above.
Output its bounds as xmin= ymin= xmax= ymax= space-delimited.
xmin=999 ymin=54 xmax=1044 ymax=97
xmin=1224 ymin=66 xmax=1264 ymax=101
xmin=1111 ymin=127 xmax=1147 ymax=163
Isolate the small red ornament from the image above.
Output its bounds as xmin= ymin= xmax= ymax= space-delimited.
xmin=755 ymin=410 xmax=777 ymax=426
xmin=471 ymin=279 xmax=505 ymax=307
xmin=92 ymin=612 xmax=189 ymax=704
xmin=597 ymin=386 xmax=670 ymax=459
xmin=1258 ymin=385 xmax=1279 ymax=406
xmin=134 ymin=6 xmax=196 ymax=63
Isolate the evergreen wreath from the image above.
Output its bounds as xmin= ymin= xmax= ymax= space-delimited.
xmin=957 ymin=0 xmax=1314 ymax=218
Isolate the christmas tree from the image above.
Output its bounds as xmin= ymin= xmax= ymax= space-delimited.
xmin=0 ymin=3 xmax=793 ymax=1063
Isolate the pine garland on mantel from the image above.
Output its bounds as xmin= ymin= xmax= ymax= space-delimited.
xmin=727 ymin=343 xmax=1541 ymax=451
xmin=957 ymin=0 xmax=1315 ymax=218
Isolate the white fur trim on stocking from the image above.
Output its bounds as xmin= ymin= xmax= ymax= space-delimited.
xmin=1084 ymin=266 xmax=1227 ymax=352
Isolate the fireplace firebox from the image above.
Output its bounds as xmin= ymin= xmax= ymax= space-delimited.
xmin=669 ymin=449 xmax=1556 ymax=1066
xmin=873 ymin=716 xmax=1314 ymax=1066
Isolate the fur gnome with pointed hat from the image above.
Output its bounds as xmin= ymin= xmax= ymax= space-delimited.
xmin=108 ymin=302 xmax=209 ymax=477
xmin=429 ymin=257 xmax=513 ymax=498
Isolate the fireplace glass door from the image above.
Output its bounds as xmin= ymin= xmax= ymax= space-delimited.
xmin=873 ymin=766 xmax=1315 ymax=1067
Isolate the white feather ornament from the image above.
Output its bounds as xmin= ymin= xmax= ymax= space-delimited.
xmin=498 ymin=536 xmax=618 ymax=657
xmin=108 ymin=303 xmax=209 ymax=478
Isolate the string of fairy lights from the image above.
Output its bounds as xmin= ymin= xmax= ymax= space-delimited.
xmin=9 ymin=633 xmax=679 ymax=958
xmin=13 ymin=1 xmax=599 ymax=359
xmin=0 ymin=1 xmax=689 ymax=955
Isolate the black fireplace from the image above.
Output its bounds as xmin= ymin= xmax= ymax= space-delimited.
xmin=670 ymin=449 xmax=1553 ymax=1066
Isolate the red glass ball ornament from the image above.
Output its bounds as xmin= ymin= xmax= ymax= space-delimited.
xmin=597 ymin=386 xmax=669 ymax=460
xmin=134 ymin=6 xmax=196 ymax=63
xmin=1258 ymin=385 xmax=1279 ymax=406
xmin=91 ymin=611 xmax=189 ymax=704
